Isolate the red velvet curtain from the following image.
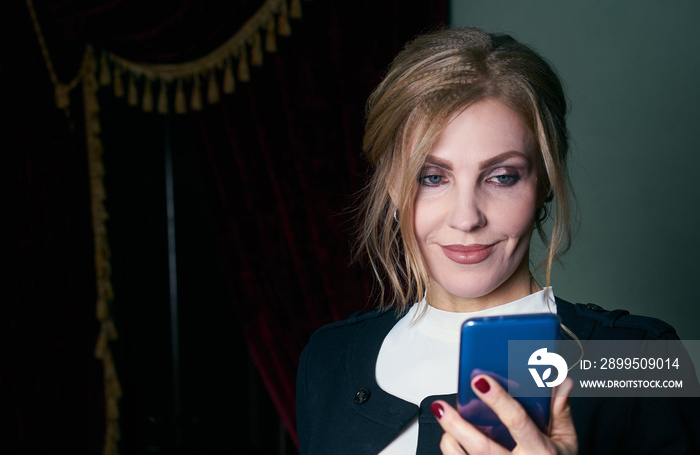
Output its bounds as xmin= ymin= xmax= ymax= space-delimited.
xmin=2 ymin=0 xmax=447 ymax=452
xmin=188 ymin=2 xmax=448 ymax=443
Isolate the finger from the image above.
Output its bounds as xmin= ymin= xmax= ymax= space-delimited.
xmin=431 ymin=400 xmax=506 ymax=455
xmin=552 ymin=376 xmax=573 ymax=414
xmin=549 ymin=378 xmax=578 ymax=449
xmin=470 ymin=374 xmax=545 ymax=450
xmin=439 ymin=432 xmax=468 ymax=455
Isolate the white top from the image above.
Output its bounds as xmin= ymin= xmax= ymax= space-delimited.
xmin=375 ymin=288 xmax=557 ymax=454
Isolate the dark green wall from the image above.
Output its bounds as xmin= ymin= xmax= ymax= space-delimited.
xmin=451 ymin=0 xmax=700 ymax=339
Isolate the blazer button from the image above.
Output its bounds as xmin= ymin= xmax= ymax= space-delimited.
xmin=354 ymin=388 xmax=371 ymax=404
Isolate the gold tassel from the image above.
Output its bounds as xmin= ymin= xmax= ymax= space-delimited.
xmin=113 ymin=66 xmax=124 ymax=97
xmin=110 ymin=380 xmax=123 ymax=402
xmin=106 ymin=319 xmax=118 ymax=341
xmin=265 ymin=16 xmax=277 ymax=52
xmin=278 ymin=0 xmax=292 ymax=36
xmin=251 ymin=30 xmax=263 ymax=67
xmin=265 ymin=17 xmax=277 ymax=53
xmin=290 ymin=0 xmax=302 ymax=19
xmin=237 ymin=46 xmax=250 ymax=82
xmin=207 ymin=71 xmax=220 ymax=104
xmin=175 ymin=80 xmax=186 ymax=114
xmin=142 ymin=79 xmax=153 ymax=112
xmin=107 ymin=396 xmax=119 ymax=420
xmin=99 ymin=53 xmax=111 ymax=85
xmin=94 ymin=330 xmax=107 ymax=359
xmin=96 ymin=297 xmax=108 ymax=322
xmin=127 ymin=75 xmax=138 ymax=106
xmin=54 ymin=85 xmax=70 ymax=110
xmin=190 ymin=76 xmax=203 ymax=111
xmin=223 ymin=60 xmax=235 ymax=94
xmin=157 ymin=81 xmax=168 ymax=114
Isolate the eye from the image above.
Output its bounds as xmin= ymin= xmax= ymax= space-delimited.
xmin=420 ymin=174 xmax=444 ymax=186
xmin=487 ymin=173 xmax=520 ymax=185
xmin=418 ymin=166 xmax=448 ymax=187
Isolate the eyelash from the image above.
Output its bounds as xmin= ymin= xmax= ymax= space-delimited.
xmin=487 ymin=173 xmax=520 ymax=185
xmin=419 ymin=173 xmax=445 ymax=186
xmin=418 ymin=169 xmax=521 ymax=187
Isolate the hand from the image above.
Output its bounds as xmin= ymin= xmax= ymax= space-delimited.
xmin=431 ymin=374 xmax=577 ymax=454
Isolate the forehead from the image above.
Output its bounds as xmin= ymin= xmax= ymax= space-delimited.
xmin=428 ymin=99 xmax=535 ymax=162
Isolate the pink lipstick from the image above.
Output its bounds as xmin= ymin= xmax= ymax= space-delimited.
xmin=440 ymin=243 xmax=495 ymax=265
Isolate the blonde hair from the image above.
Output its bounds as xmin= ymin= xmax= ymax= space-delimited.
xmin=354 ymin=27 xmax=574 ymax=313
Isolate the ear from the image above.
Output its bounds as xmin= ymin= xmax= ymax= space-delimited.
xmin=388 ymin=184 xmax=399 ymax=208
xmin=534 ymin=176 xmax=553 ymax=226
xmin=536 ymin=171 xmax=553 ymax=209
xmin=386 ymin=162 xmax=402 ymax=209
xmin=537 ymin=188 xmax=553 ymax=209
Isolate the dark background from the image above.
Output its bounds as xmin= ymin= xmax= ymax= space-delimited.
xmin=1 ymin=0 xmax=447 ymax=454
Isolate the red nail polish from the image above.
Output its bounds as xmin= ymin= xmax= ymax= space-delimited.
xmin=474 ymin=377 xmax=490 ymax=393
xmin=430 ymin=402 xmax=445 ymax=419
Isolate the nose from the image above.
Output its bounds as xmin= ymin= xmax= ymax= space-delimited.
xmin=445 ymin=188 xmax=486 ymax=232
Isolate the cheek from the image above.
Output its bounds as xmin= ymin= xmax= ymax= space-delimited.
xmin=413 ymin=196 xmax=445 ymax=241
xmin=490 ymin=189 xmax=539 ymax=238
xmin=413 ymin=208 xmax=431 ymax=244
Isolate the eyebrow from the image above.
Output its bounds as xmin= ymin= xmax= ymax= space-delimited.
xmin=424 ymin=155 xmax=453 ymax=170
xmin=424 ymin=151 xmax=530 ymax=171
xmin=477 ymin=151 xmax=531 ymax=171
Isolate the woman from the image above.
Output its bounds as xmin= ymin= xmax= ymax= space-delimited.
xmin=296 ymin=27 xmax=699 ymax=454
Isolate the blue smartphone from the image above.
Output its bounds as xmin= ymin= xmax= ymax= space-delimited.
xmin=458 ymin=313 xmax=560 ymax=449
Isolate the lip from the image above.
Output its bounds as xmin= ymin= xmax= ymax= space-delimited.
xmin=440 ymin=243 xmax=496 ymax=265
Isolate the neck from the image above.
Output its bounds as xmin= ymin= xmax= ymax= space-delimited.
xmin=427 ymin=260 xmax=539 ymax=313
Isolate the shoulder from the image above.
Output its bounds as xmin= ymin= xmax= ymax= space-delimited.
xmin=304 ymin=308 xmax=399 ymax=348
xmin=298 ymin=307 xmax=401 ymax=371
xmin=556 ymin=298 xmax=679 ymax=341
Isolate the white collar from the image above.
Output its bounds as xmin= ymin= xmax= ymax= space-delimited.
xmin=407 ymin=287 xmax=556 ymax=342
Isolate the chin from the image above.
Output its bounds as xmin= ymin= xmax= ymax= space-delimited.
xmin=436 ymin=277 xmax=503 ymax=301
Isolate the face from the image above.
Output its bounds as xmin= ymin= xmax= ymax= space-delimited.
xmin=413 ymin=99 xmax=540 ymax=311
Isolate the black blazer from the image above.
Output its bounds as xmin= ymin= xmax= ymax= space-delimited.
xmin=296 ymin=299 xmax=700 ymax=454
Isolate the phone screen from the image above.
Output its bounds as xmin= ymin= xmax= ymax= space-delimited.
xmin=458 ymin=313 xmax=560 ymax=449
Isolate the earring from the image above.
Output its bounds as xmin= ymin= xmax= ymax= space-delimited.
xmin=394 ymin=209 xmax=399 ymax=223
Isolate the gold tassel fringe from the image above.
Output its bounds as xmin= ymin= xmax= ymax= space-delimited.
xmin=97 ymin=0 xmax=299 ymax=114
xmin=83 ymin=45 xmax=122 ymax=455
xmin=25 ymin=8 xmax=123 ymax=452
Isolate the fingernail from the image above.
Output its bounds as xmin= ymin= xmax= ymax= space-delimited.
xmin=474 ymin=377 xmax=490 ymax=394
xmin=430 ymin=402 xmax=445 ymax=419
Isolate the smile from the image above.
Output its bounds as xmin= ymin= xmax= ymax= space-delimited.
xmin=440 ymin=243 xmax=496 ymax=265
